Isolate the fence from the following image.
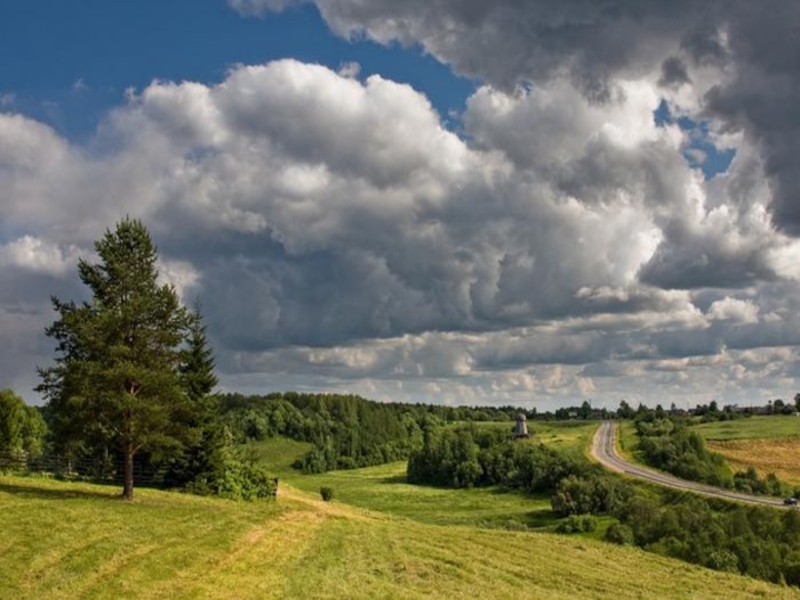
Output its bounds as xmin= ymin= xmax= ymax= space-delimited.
xmin=0 ymin=450 xmax=165 ymax=486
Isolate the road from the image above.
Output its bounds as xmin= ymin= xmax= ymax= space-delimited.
xmin=591 ymin=420 xmax=790 ymax=508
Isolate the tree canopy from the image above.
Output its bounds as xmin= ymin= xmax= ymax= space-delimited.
xmin=0 ymin=389 xmax=47 ymax=459
xmin=38 ymin=218 xmax=196 ymax=499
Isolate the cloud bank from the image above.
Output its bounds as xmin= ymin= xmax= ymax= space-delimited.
xmin=3 ymin=0 xmax=800 ymax=408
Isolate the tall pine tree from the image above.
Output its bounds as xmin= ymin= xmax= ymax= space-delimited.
xmin=39 ymin=218 xmax=193 ymax=500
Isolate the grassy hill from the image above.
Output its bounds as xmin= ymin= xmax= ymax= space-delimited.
xmin=2 ymin=473 xmax=798 ymax=600
xmin=246 ymin=438 xmax=556 ymax=529
xmin=244 ymin=421 xmax=599 ymax=529
xmin=692 ymin=416 xmax=800 ymax=484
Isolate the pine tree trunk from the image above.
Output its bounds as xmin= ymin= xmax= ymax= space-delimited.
xmin=123 ymin=444 xmax=134 ymax=500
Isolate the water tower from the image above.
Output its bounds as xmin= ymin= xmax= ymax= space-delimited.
xmin=513 ymin=413 xmax=529 ymax=438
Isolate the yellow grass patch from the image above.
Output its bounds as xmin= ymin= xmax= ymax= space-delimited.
xmin=708 ymin=438 xmax=800 ymax=484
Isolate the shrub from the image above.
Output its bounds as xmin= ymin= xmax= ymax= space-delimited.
xmin=605 ymin=522 xmax=634 ymax=545
xmin=556 ymin=515 xmax=597 ymax=534
xmin=320 ymin=486 xmax=334 ymax=501
xmin=181 ymin=428 xmax=276 ymax=500
xmin=551 ymin=474 xmax=629 ymax=517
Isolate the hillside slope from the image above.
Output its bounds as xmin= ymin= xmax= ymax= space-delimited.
xmin=2 ymin=475 xmax=798 ymax=599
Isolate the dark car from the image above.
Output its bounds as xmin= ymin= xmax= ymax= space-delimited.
xmin=784 ymin=497 xmax=798 ymax=506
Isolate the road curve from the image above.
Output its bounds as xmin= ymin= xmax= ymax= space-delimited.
xmin=591 ymin=420 xmax=789 ymax=509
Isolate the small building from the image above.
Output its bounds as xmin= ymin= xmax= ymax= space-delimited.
xmin=513 ymin=413 xmax=529 ymax=438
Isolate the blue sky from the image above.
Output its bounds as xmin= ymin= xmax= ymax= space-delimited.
xmin=2 ymin=0 xmax=799 ymax=409
xmin=0 ymin=1 xmax=474 ymax=142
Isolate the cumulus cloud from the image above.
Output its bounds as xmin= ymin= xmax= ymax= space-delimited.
xmin=4 ymin=11 xmax=800 ymax=408
xmin=707 ymin=297 xmax=759 ymax=324
xmin=0 ymin=236 xmax=84 ymax=276
xmin=234 ymin=0 xmax=800 ymax=236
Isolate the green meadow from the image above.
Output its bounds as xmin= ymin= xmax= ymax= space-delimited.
xmin=245 ymin=420 xmax=600 ymax=529
xmin=5 ymin=418 xmax=800 ymax=599
xmin=3 ymin=473 xmax=798 ymax=600
xmin=692 ymin=415 xmax=800 ymax=441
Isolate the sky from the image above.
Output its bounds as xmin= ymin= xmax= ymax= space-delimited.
xmin=2 ymin=1 xmax=800 ymax=411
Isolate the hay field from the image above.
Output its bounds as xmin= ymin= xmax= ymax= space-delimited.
xmin=706 ymin=438 xmax=800 ymax=484
xmin=691 ymin=416 xmax=800 ymax=483
xmin=2 ymin=474 xmax=798 ymax=600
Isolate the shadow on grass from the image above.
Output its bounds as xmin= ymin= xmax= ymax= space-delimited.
xmin=523 ymin=508 xmax=558 ymax=529
xmin=380 ymin=474 xmax=408 ymax=485
xmin=0 ymin=480 xmax=120 ymax=501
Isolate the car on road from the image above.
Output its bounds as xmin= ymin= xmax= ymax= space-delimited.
xmin=784 ymin=497 xmax=798 ymax=506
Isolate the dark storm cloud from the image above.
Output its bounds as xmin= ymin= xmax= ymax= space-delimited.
xmin=658 ymin=56 xmax=691 ymax=88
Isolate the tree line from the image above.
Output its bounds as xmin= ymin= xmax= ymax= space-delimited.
xmin=218 ymin=392 xmax=524 ymax=472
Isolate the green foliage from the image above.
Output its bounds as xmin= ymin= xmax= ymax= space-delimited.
xmin=320 ymin=486 xmax=334 ymax=501
xmin=611 ymin=488 xmax=800 ymax=585
xmin=635 ymin=414 xmax=733 ymax=487
xmin=0 ymin=390 xmax=47 ymax=462
xmin=555 ymin=514 xmax=597 ymax=533
xmin=162 ymin=304 xmax=224 ymax=491
xmin=219 ymin=393 xmax=605 ymax=475
xmin=180 ymin=305 xmax=219 ymax=403
xmin=551 ymin=474 xmax=630 ymax=517
xmin=37 ymin=218 xmax=198 ymax=499
xmin=605 ymin=522 xmax=634 ymax=545
xmin=183 ymin=428 xmax=275 ymax=500
xmin=733 ymin=467 xmax=789 ymax=496
xmin=220 ymin=392 xmax=441 ymax=473
xmin=407 ymin=425 xmax=590 ymax=492
xmin=405 ymin=422 xmax=627 ymax=528
xmin=634 ymin=411 xmax=795 ymax=496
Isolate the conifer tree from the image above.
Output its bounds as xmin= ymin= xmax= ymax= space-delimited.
xmin=39 ymin=218 xmax=192 ymax=500
xmin=181 ymin=304 xmax=219 ymax=404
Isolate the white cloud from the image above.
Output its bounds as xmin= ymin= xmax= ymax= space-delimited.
xmin=0 ymin=236 xmax=83 ymax=276
xmin=158 ymin=259 xmax=201 ymax=302
xmin=227 ymin=0 xmax=301 ymax=17
xmin=707 ymin=297 xmax=759 ymax=324
xmin=3 ymin=54 xmax=800 ymax=407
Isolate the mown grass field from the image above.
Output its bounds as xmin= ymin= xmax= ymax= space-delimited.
xmin=2 ymin=473 xmax=798 ymax=600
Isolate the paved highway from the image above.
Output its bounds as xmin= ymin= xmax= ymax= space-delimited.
xmin=591 ymin=420 xmax=789 ymax=508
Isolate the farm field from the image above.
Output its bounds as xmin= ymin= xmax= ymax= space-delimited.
xmin=2 ymin=474 xmax=798 ymax=600
xmin=692 ymin=416 xmax=800 ymax=484
xmin=692 ymin=416 xmax=800 ymax=441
